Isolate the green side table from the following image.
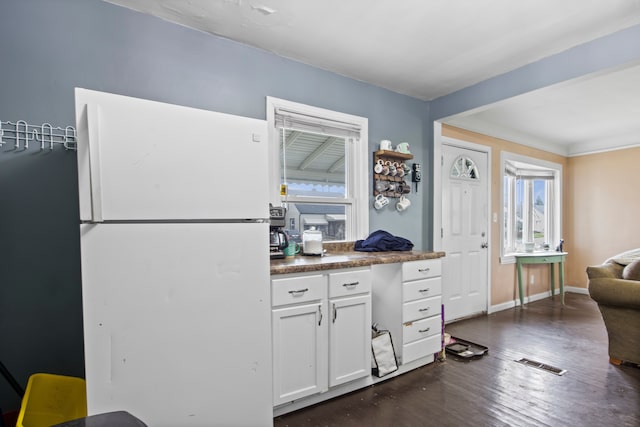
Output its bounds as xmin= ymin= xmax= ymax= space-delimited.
xmin=515 ymin=252 xmax=567 ymax=306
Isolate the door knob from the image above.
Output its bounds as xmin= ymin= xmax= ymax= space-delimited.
xmin=481 ymin=242 xmax=489 ymax=248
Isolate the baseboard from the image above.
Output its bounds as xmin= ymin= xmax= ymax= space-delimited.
xmin=528 ymin=290 xmax=554 ymax=303
xmin=489 ymin=290 xmax=549 ymax=313
xmin=489 ymin=299 xmax=517 ymax=313
xmin=488 ymin=288 xmax=586 ymax=314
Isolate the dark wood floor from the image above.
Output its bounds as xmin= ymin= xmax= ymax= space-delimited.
xmin=273 ymin=293 xmax=640 ymax=427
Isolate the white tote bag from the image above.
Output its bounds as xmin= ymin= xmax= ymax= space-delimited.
xmin=371 ymin=328 xmax=398 ymax=377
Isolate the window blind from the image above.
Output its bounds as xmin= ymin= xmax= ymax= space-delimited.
xmin=505 ymin=161 xmax=555 ymax=180
xmin=274 ymin=108 xmax=361 ymax=139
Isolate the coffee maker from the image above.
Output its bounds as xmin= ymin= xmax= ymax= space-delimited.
xmin=269 ymin=204 xmax=288 ymax=259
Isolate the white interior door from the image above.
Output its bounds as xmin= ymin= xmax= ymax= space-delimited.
xmin=441 ymin=143 xmax=489 ymax=322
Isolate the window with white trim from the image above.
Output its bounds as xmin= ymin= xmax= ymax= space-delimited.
xmin=266 ymin=97 xmax=368 ymax=242
xmin=501 ymin=153 xmax=562 ymax=260
xmin=451 ymin=155 xmax=479 ymax=180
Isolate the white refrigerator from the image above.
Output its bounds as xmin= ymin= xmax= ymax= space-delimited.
xmin=75 ymin=88 xmax=273 ymax=426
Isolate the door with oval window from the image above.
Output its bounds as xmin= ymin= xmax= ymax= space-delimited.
xmin=441 ymin=143 xmax=489 ymax=322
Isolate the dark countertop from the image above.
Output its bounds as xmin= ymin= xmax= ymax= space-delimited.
xmin=270 ymin=241 xmax=445 ymax=275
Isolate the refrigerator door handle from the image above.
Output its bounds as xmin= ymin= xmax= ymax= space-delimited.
xmin=87 ymin=103 xmax=104 ymax=222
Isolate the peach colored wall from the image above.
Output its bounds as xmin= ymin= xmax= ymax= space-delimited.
xmin=442 ymin=125 xmax=569 ymax=307
xmin=566 ymin=147 xmax=640 ymax=287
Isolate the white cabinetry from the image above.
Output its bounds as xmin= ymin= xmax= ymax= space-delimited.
xmin=372 ymin=258 xmax=442 ymax=364
xmin=271 ymin=268 xmax=371 ymax=406
xmin=272 ymin=274 xmax=327 ymax=405
xmin=328 ymin=269 xmax=372 ymax=387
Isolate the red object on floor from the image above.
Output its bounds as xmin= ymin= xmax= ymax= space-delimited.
xmin=3 ymin=410 xmax=19 ymax=427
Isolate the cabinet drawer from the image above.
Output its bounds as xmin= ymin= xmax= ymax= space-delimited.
xmin=402 ymin=334 xmax=442 ymax=364
xmin=403 ymin=315 xmax=441 ymax=344
xmin=402 ymin=296 xmax=441 ymax=323
xmin=402 ymin=259 xmax=441 ymax=282
xmin=403 ymin=277 xmax=442 ymax=303
xmin=272 ymin=274 xmax=325 ymax=307
xmin=329 ymin=269 xmax=371 ymax=298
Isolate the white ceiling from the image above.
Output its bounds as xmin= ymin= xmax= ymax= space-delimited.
xmin=106 ymin=0 xmax=640 ymax=155
xmin=446 ymin=62 xmax=640 ymax=156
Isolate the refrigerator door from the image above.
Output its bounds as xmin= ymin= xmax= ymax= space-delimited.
xmin=80 ymin=222 xmax=272 ymax=427
xmin=75 ymin=88 xmax=268 ymax=222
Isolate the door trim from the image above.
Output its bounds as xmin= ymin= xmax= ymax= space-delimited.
xmin=433 ymin=123 xmax=492 ymax=315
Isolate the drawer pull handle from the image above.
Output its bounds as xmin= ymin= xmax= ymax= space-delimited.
xmin=288 ymin=288 xmax=309 ymax=295
xmin=419 ymin=307 xmax=430 ymax=312
xmin=419 ymin=288 xmax=430 ymax=293
xmin=343 ymin=281 xmax=360 ymax=288
xmin=418 ymin=268 xmax=430 ymax=273
xmin=419 ymin=327 xmax=431 ymax=333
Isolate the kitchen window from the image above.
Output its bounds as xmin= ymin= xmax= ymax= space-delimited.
xmin=267 ymin=97 xmax=368 ymax=242
xmin=501 ymin=152 xmax=562 ymax=261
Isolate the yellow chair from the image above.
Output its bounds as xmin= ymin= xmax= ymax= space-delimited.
xmin=16 ymin=373 xmax=87 ymax=427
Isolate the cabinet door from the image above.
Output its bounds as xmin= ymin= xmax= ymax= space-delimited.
xmin=329 ymin=294 xmax=372 ymax=387
xmin=272 ymin=302 xmax=328 ymax=405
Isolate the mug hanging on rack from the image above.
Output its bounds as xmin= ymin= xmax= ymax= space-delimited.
xmin=374 ymin=194 xmax=389 ymax=210
xmin=374 ymin=159 xmax=384 ymax=174
xmin=375 ymin=180 xmax=389 ymax=192
xmin=396 ymin=195 xmax=411 ymax=212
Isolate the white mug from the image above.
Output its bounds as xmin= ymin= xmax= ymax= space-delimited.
xmin=379 ymin=140 xmax=393 ymax=151
xmin=374 ymin=159 xmax=384 ymax=174
xmin=396 ymin=195 xmax=411 ymax=211
xmin=374 ymin=194 xmax=389 ymax=210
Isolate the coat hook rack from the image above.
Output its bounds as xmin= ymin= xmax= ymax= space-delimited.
xmin=0 ymin=119 xmax=76 ymax=151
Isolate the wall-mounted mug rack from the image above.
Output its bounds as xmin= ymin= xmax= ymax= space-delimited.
xmin=373 ymin=149 xmax=413 ymax=198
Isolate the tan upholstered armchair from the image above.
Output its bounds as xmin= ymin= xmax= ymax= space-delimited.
xmin=587 ymin=255 xmax=640 ymax=366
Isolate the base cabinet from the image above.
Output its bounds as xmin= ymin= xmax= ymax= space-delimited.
xmin=329 ymin=294 xmax=371 ymax=387
xmin=372 ymin=259 xmax=442 ymax=364
xmin=272 ymin=268 xmax=371 ymax=406
xmin=272 ymin=300 xmax=327 ymax=405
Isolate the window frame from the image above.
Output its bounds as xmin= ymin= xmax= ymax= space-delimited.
xmin=500 ymin=152 xmax=562 ymax=264
xmin=266 ymin=97 xmax=369 ymax=241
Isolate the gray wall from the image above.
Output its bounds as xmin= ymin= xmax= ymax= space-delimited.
xmin=0 ymin=0 xmax=429 ymax=411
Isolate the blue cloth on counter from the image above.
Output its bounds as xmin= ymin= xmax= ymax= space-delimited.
xmin=355 ymin=230 xmax=414 ymax=252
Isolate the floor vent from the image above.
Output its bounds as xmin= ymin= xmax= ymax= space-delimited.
xmin=515 ymin=358 xmax=566 ymax=375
